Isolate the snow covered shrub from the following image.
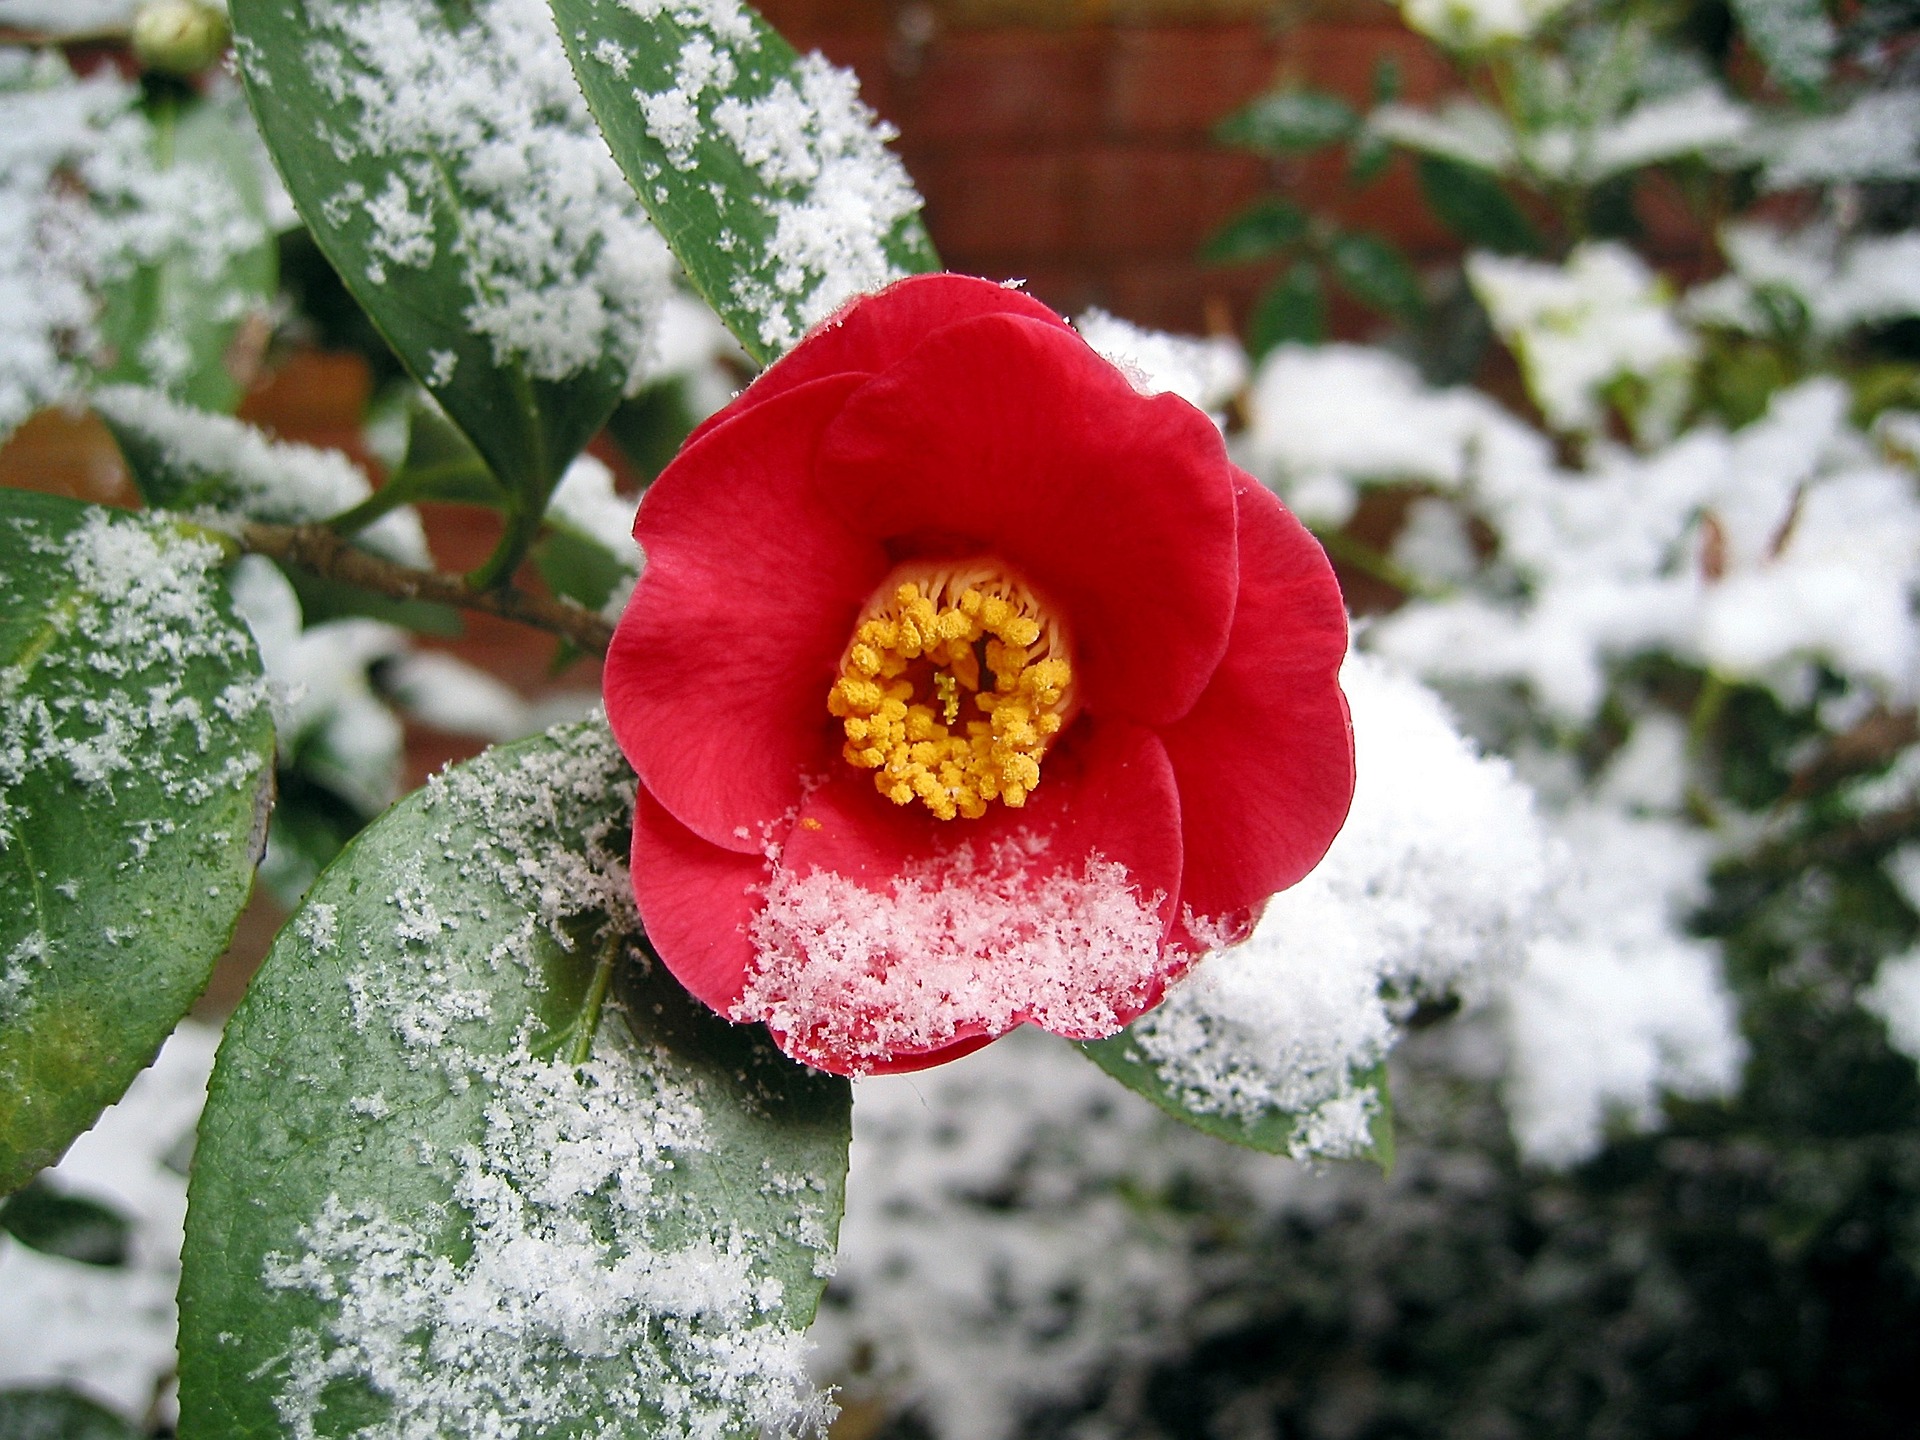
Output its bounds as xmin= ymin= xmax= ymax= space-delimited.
xmin=4 ymin=0 xmax=1920 ymax=1434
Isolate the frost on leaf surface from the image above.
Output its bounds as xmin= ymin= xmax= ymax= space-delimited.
xmin=180 ymin=721 xmax=849 ymax=1440
xmin=249 ymin=0 xmax=673 ymax=387
xmin=0 ymin=492 xmax=273 ymax=1189
xmin=556 ymin=0 xmax=937 ymax=361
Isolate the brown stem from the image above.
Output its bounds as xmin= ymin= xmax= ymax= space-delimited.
xmin=235 ymin=520 xmax=614 ymax=656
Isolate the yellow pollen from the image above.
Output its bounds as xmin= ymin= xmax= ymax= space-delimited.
xmin=830 ymin=559 xmax=1076 ymax=820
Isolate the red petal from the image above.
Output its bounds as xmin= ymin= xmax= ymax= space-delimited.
xmin=605 ymin=374 xmax=890 ymax=852
xmin=686 ymin=274 xmax=1073 ymax=449
xmin=1159 ymin=471 xmax=1354 ymax=936
xmin=630 ymin=785 xmax=768 ymax=1013
xmin=742 ymin=718 xmax=1187 ymax=1073
xmin=818 ymin=315 xmax=1238 ymax=727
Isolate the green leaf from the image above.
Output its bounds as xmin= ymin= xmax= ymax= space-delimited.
xmin=0 ymin=1390 xmax=141 ymax=1440
xmin=535 ymin=523 xmax=636 ymax=617
xmin=0 ymin=491 xmax=274 ymax=1193
xmin=1249 ymin=261 xmax=1326 ymax=356
xmin=1730 ymin=0 xmax=1835 ymax=97
xmin=1201 ymin=199 xmax=1310 ymax=264
xmin=1080 ymin=1035 xmax=1394 ymax=1168
xmin=1216 ymin=89 xmax=1358 ymax=154
xmin=554 ymin=0 xmax=940 ymax=365
xmin=606 ymin=381 xmax=701 ymax=484
xmin=1416 ymin=155 xmax=1542 ymax=255
xmin=98 ymin=89 xmax=277 ymax=416
xmin=0 ymin=1176 xmax=131 ymax=1266
xmin=1347 ymin=128 xmax=1394 ymax=186
xmin=181 ymin=723 xmax=850 ymax=1440
xmin=1329 ymin=231 xmax=1426 ymax=321
xmin=227 ymin=0 xmax=662 ymax=565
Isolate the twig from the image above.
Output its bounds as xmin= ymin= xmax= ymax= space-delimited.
xmin=234 ymin=520 xmax=614 ymax=656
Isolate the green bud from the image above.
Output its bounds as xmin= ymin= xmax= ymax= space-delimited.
xmin=131 ymin=0 xmax=230 ymax=76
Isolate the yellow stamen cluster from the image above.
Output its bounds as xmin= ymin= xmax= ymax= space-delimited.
xmin=828 ymin=562 xmax=1075 ymax=820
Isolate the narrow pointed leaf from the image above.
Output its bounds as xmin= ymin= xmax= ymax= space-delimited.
xmin=0 ymin=491 xmax=274 ymax=1193
xmin=227 ymin=0 xmax=677 ymax=525
xmin=181 ymin=722 xmax=849 ymax=1440
xmin=1417 ymin=156 xmax=1541 ymax=255
xmin=1081 ymin=1036 xmax=1394 ymax=1169
xmin=553 ymin=0 xmax=939 ymax=364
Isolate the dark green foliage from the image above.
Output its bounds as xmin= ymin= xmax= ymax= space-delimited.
xmin=1215 ymin=90 xmax=1359 ymax=154
xmin=1249 ymin=262 xmax=1327 ymax=355
xmin=1417 ymin=156 xmax=1543 ymax=254
xmin=0 ymin=1179 xmax=130 ymax=1267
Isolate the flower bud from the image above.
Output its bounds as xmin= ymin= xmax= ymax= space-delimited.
xmin=131 ymin=0 xmax=230 ymax=76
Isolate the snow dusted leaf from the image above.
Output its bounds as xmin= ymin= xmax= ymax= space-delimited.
xmin=180 ymin=722 xmax=850 ymax=1440
xmin=228 ymin=0 xmax=678 ymax=559
xmin=1082 ymin=1033 xmax=1394 ymax=1166
xmin=1729 ymin=0 xmax=1834 ymax=98
xmin=554 ymin=0 xmax=939 ymax=364
xmin=95 ymin=88 xmax=277 ymax=416
xmin=0 ymin=491 xmax=274 ymax=1193
xmin=0 ymin=1389 xmax=141 ymax=1440
xmin=97 ymin=385 xmax=429 ymax=568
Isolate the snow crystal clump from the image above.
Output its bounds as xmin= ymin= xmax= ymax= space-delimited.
xmin=589 ymin=10 xmax=924 ymax=354
xmin=711 ymin=54 xmax=924 ymax=351
xmin=743 ymin=839 xmax=1166 ymax=1072
xmin=286 ymin=0 xmax=676 ymax=388
xmin=92 ymin=385 xmax=429 ymax=566
xmin=1686 ymin=222 xmax=1920 ymax=339
xmin=1124 ymin=655 xmax=1550 ymax=1158
xmin=1237 ymin=343 xmax=1541 ymax=525
xmin=1863 ymin=948 xmax=1920 ymax=1065
xmin=1396 ymin=0 xmax=1572 ymax=50
xmin=1074 ymin=309 xmax=1247 ymax=417
xmin=1501 ymin=808 xmax=1744 ymax=1165
xmin=1468 ymin=242 xmax=1697 ymax=437
xmin=0 ymin=1022 xmax=220 ymax=1428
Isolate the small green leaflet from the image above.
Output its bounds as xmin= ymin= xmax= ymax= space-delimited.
xmin=0 ymin=1390 xmax=141 ymax=1440
xmin=1250 ymin=261 xmax=1327 ymax=355
xmin=0 ymin=1176 xmax=132 ymax=1266
xmin=1081 ymin=1033 xmax=1394 ymax=1170
xmin=554 ymin=0 xmax=940 ymax=366
xmin=1730 ymin=0 xmax=1835 ymax=99
xmin=228 ymin=0 xmax=668 ymax=572
xmin=97 ymin=88 xmax=277 ymax=417
xmin=180 ymin=722 xmax=851 ymax=1440
xmin=1416 ymin=156 xmax=1542 ymax=255
xmin=1216 ymin=89 xmax=1358 ymax=154
xmin=0 ymin=491 xmax=274 ymax=1194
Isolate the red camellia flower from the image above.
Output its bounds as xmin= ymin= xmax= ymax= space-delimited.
xmin=604 ymin=274 xmax=1354 ymax=1076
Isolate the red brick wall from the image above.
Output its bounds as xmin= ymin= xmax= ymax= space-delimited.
xmin=761 ymin=1 xmax=1457 ymax=334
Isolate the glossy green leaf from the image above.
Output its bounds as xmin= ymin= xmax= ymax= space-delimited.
xmin=1730 ymin=0 xmax=1835 ymax=97
xmin=0 ymin=1390 xmax=141 ymax=1440
xmin=181 ymin=723 xmax=850 ymax=1440
xmin=228 ymin=0 xmax=663 ymax=570
xmin=1249 ymin=261 xmax=1326 ymax=356
xmin=0 ymin=1176 xmax=131 ymax=1266
xmin=554 ymin=0 xmax=940 ymax=365
xmin=1081 ymin=1035 xmax=1394 ymax=1168
xmin=1201 ymin=199 xmax=1310 ymax=264
xmin=1329 ymin=231 xmax=1426 ymax=321
xmin=1417 ymin=155 xmax=1542 ymax=255
xmin=1216 ymin=89 xmax=1358 ymax=154
xmin=98 ymin=89 xmax=277 ymax=415
xmin=0 ymin=491 xmax=274 ymax=1193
